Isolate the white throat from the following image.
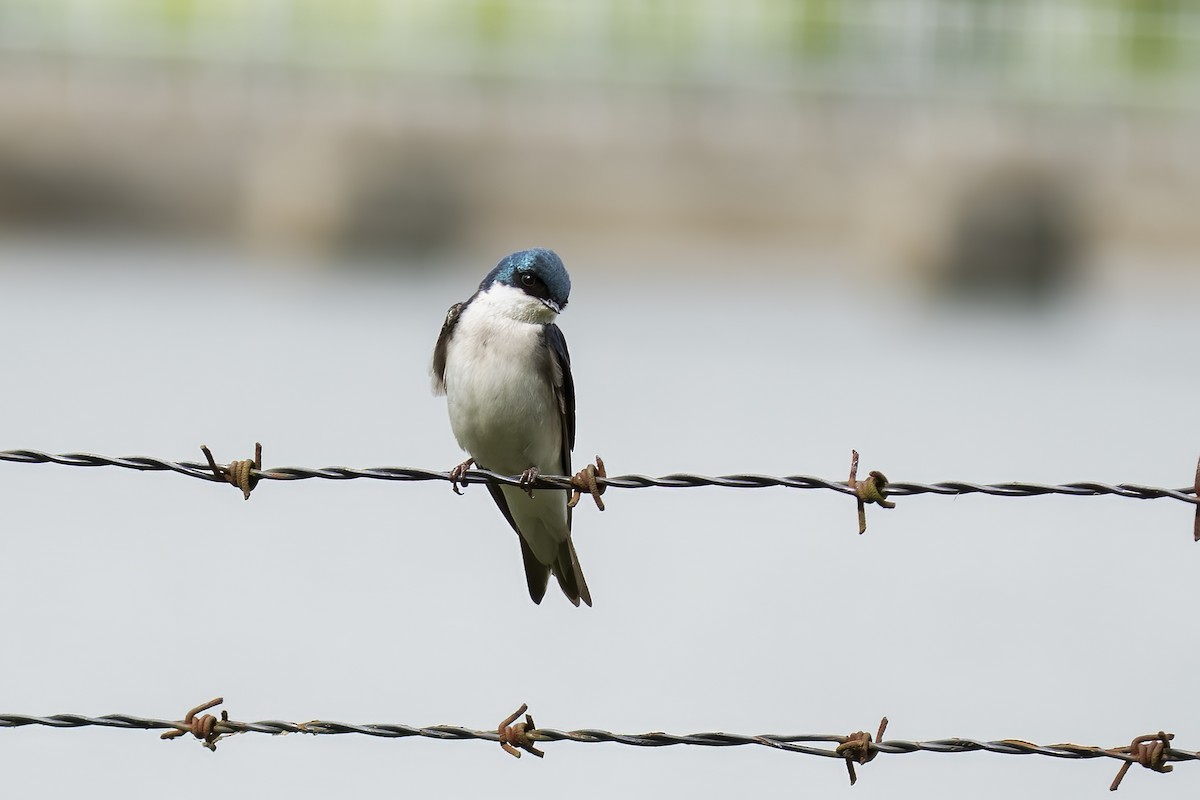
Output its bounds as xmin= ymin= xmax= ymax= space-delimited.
xmin=473 ymin=282 xmax=560 ymax=325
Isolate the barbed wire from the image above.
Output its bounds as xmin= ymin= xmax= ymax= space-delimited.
xmin=0 ymin=699 xmax=1191 ymax=790
xmin=1 ymin=448 xmax=1196 ymax=504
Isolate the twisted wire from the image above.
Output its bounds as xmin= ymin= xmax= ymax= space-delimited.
xmin=1 ymin=710 xmax=1197 ymax=769
xmin=0 ymin=449 xmax=1195 ymax=505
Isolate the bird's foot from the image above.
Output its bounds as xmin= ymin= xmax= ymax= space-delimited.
xmin=568 ymin=455 xmax=607 ymax=511
xmin=518 ymin=466 xmax=540 ymax=498
xmin=449 ymin=458 xmax=475 ymax=495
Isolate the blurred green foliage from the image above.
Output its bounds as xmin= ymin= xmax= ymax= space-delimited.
xmin=472 ymin=0 xmax=513 ymax=44
xmin=0 ymin=0 xmax=1194 ymax=102
xmin=1118 ymin=0 xmax=1181 ymax=75
xmin=790 ymin=0 xmax=841 ymax=60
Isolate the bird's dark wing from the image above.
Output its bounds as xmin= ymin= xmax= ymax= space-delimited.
xmin=484 ymin=482 xmax=551 ymax=604
xmin=431 ymin=302 xmax=464 ymax=395
xmin=543 ymin=322 xmax=575 ymax=474
xmin=543 ymin=322 xmax=590 ymax=605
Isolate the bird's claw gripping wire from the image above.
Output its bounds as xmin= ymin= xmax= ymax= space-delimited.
xmin=201 ymin=443 xmax=262 ymax=500
xmin=849 ymin=450 xmax=894 ymax=534
xmin=449 ymin=458 xmax=475 ymax=495
xmin=498 ymin=703 xmax=543 ymax=759
xmin=836 ymin=717 xmax=888 ymax=786
xmin=1108 ymin=731 xmax=1174 ymax=791
xmin=160 ymin=697 xmax=230 ymax=751
xmin=519 ymin=467 xmax=540 ymax=498
xmin=568 ymin=455 xmax=607 ymax=511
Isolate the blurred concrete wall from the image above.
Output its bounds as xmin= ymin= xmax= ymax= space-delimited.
xmin=0 ymin=1 xmax=1196 ymax=290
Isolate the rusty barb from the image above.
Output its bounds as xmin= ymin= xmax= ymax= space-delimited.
xmin=849 ymin=450 xmax=894 ymax=534
xmin=201 ymin=442 xmax=262 ymax=500
xmin=1193 ymin=456 xmax=1199 ymax=542
xmin=568 ymin=455 xmax=607 ymax=511
xmin=1109 ymin=731 xmax=1175 ymax=791
xmin=160 ymin=697 xmax=232 ymax=752
xmin=498 ymin=704 xmax=544 ymax=759
xmin=836 ymin=717 xmax=888 ymax=786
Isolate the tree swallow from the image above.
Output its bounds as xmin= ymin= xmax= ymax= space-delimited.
xmin=432 ymin=248 xmax=592 ymax=607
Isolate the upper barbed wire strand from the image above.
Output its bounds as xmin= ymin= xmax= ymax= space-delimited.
xmin=0 ymin=449 xmax=1195 ymax=504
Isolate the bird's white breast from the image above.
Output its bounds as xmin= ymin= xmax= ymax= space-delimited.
xmin=443 ymin=284 xmax=563 ymax=476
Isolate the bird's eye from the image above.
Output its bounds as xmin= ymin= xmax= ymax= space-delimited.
xmin=516 ymin=271 xmax=551 ymax=302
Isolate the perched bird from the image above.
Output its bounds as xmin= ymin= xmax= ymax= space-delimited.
xmin=432 ymin=248 xmax=592 ymax=607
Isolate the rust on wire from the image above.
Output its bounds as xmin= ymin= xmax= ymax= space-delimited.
xmin=849 ymin=450 xmax=895 ymax=534
xmin=1108 ymin=731 xmax=1174 ymax=791
xmin=160 ymin=697 xmax=231 ymax=752
xmin=568 ymin=455 xmax=608 ymax=511
xmin=497 ymin=704 xmax=543 ymax=759
xmin=1193 ymin=455 xmax=1199 ymax=542
xmin=201 ymin=442 xmax=262 ymax=500
xmin=836 ymin=717 xmax=888 ymax=786
xmin=5 ymin=702 xmax=1200 ymax=788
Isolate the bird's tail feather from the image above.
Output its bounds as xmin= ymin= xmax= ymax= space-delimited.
xmin=552 ymin=536 xmax=592 ymax=607
xmin=519 ymin=535 xmax=550 ymax=605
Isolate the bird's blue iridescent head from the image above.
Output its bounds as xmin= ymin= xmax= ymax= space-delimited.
xmin=481 ymin=248 xmax=571 ymax=313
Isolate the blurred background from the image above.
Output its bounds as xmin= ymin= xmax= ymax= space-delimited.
xmin=1 ymin=3 xmax=1198 ymax=799
xmin=1 ymin=0 xmax=1197 ymax=289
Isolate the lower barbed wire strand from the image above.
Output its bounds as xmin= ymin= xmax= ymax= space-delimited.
xmin=1 ymin=449 xmax=1195 ymax=505
xmin=1 ymin=712 xmax=1199 ymax=767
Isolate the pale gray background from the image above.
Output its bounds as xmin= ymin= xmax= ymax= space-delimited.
xmin=2 ymin=2 xmax=1200 ymax=797
xmin=0 ymin=242 xmax=1196 ymax=798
